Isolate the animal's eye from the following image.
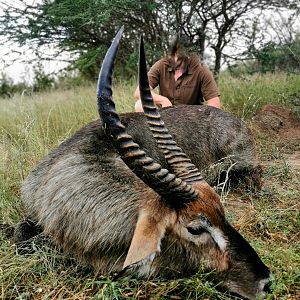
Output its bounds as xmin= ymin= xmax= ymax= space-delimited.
xmin=187 ymin=226 xmax=208 ymax=235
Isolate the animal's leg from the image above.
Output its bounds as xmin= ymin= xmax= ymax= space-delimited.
xmin=14 ymin=218 xmax=43 ymax=254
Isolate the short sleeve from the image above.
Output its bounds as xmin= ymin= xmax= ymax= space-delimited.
xmin=199 ymin=65 xmax=220 ymax=100
xmin=148 ymin=59 xmax=162 ymax=89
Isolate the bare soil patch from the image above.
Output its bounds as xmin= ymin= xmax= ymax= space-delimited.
xmin=253 ymin=105 xmax=300 ymax=146
xmin=253 ymin=104 xmax=300 ymax=137
xmin=253 ymin=105 xmax=300 ymax=170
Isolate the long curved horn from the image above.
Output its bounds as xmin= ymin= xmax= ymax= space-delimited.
xmin=138 ymin=36 xmax=203 ymax=184
xmin=96 ymin=28 xmax=198 ymax=207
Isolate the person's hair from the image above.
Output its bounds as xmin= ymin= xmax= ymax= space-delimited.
xmin=168 ymin=35 xmax=191 ymax=58
xmin=168 ymin=34 xmax=192 ymax=69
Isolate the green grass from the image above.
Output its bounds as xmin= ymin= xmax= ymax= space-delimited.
xmin=1 ymin=73 xmax=300 ymax=299
xmin=219 ymin=72 xmax=300 ymax=118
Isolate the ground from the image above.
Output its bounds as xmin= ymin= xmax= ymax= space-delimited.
xmin=224 ymin=105 xmax=300 ymax=299
xmin=1 ymin=105 xmax=299 ymax=299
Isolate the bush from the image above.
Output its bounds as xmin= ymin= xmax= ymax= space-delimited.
xmin=0 ymin=73 xmax=14 ymax=98
xmin=253 ymin=38 xmax=300 ymax=73
xmin=228 ymin=36 xmax=300 ymax=77
xmin=32 ymin=63 xmax=55 ymax=92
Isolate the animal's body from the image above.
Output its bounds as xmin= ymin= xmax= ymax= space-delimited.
xmin=16 ymin=28 xmax=270 ymax=300
xmin=21 ymin=105 xmax=256 ymax=273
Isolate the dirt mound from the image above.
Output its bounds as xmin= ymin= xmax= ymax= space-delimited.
xmin=253 ymin=105 xmax=300 ymax=170
xmin=253 ymin=105 xmax=300 ymax=148
xmin=253 ymin=105 xmax=300 ymax=134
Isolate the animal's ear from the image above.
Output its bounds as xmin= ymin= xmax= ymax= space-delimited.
xmin=122 ymin=209 xmax=167 ymax=275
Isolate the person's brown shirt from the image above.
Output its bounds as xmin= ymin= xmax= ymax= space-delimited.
xmin=148 ymin=54 xmax=220 ymax=105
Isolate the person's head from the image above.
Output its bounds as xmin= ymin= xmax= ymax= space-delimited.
xmin=168 ymin=34 xmax=195 ymax=68
xmin=168 ymin=34 xmax=194 ymax=58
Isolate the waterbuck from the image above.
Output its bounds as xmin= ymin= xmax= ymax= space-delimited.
xmin=16 ymin=28 xmax=271 ymax=299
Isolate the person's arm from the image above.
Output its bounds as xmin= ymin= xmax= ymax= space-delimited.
xmin=134 ymin=86 xmax=172 ymax=112
xmin=199 ymin=63 xmax=221 ymax=109
xmin=206 ymin=96 xmax=221 ymax=109
xmin=134 ymin=59 xmax=172 ymax=112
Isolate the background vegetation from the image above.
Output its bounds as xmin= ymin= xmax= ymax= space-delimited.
xmin=1 ymin=0 xmax=300 ymax=82
xmin=0 ymin=73 xmax=299 ymax=299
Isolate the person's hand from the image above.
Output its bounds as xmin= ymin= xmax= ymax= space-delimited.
xmin=135 ymin=97 xmax=172 ymax=112
xmin=157 ymin=95 xmax=172 ymax=107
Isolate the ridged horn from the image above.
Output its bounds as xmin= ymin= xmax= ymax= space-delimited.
xmin=139 ymin=36 xmax=203 ymax=183
xmin=96 ymin=28 xmax=198 ymax=207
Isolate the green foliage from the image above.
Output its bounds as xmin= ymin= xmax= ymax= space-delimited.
xmin=0 ymin=66 xmax=55 ymax=97
xmin=123 ymin=50 xmax=139 ymax=78
xmin=73 ymin=45 xmax=108 ymax=80
xmin=32 ymin=63 xmax=55 ymax=92
xmin=55 ymin=72 xmax=91 ymax=90
xmin=0 ymin=0 xmax=165 ymax=80
xmin=230 ymin=36 xmax=300 ymax=76
xmin=0 ymin=73 xmax=29 ymax=98
xmin=252 ymin=37 xmax=300 ymax=73
xmin=0 ymin=73 xmax=14 ymax=98
xmin=2 ymin=0 xmax=298 ymax=79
